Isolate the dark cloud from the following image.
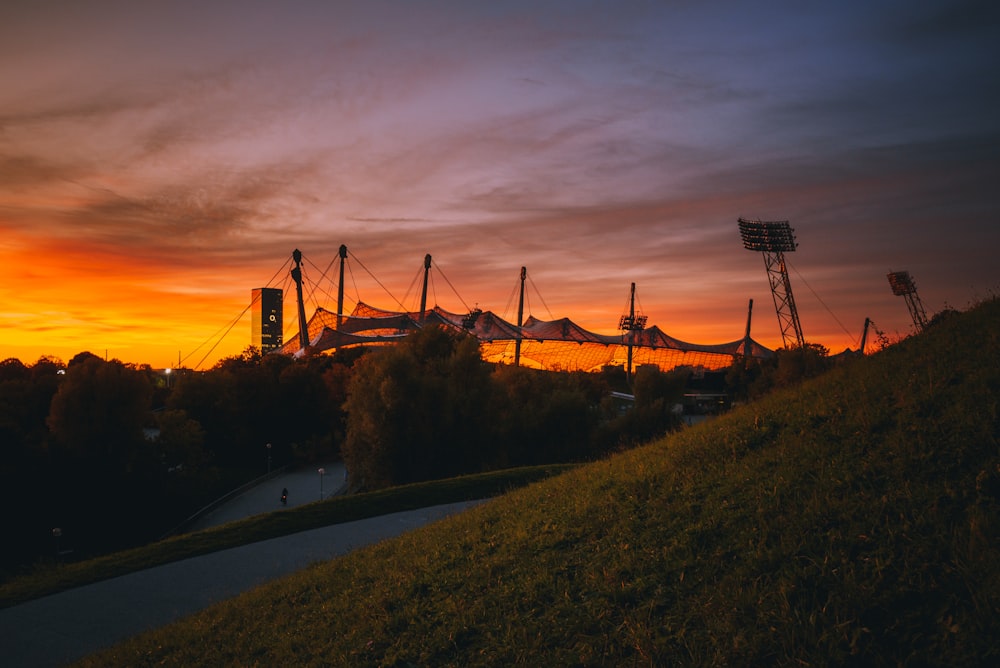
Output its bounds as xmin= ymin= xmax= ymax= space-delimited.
xmin=885 ymin=0 xmax=1000 ymax=46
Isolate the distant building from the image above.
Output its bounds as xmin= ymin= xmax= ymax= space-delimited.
xmin=252 ymin=288 xmax=283 ymax=353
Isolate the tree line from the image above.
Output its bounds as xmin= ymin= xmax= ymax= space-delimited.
xmin=1 ymin=324 xmax=846 ymax=578
xmin=0 ymin=348 xmax=357 ymax=576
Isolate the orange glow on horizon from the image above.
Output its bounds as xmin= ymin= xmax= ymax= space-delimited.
xmin=2 ymin=227 xmax=877 ymax=369
xmin=2 ymin=231 xmax=254 ymax=368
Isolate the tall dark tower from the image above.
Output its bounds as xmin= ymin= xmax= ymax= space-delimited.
xmin=887 ymin=270 xmax=928 ymax=332
xmin=618 ymin=282 xmax=647 ymax=381
xmin=738 ymin=217 xmax=805 ymax=349
xmin=252 ymin=287 xmax=283 ymax=353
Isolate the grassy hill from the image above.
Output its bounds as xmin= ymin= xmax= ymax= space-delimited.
xmin=83 ymin=298 xmax=999 ymax=666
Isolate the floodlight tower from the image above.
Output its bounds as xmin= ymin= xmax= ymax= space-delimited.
xmin=887 ymin=270 xmax=928 ymax=331
xmin=738 ymin=217 xmax=805 ymax=349
xmin=618 ymin=282 xmax=648 ymax=381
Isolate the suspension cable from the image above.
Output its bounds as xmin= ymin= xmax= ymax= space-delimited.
xmin=432 ymin=259 xmax=471 ymax=313
xmin=526 ymin=272 xmax=555 ymax=320
xmin=620 ymin=286 xmax=633 ymax=321
xmin=501 ymin=275 xmax=520 ymax=321
xmin=179 ymin=255 xmax=294 ymax=369
xmin=636 ymin=291 xmax=648 ymax=325
xmin=304 ymin=254 xmax=341 ymax=309
xmin=263 ymin=255 xmax=294 ymax=289
xmin=348 ymin=251 xmax=409 ymax=312
xmin=190 ymin=301 xmax=254 ymax=370
xmin=345 ymin=259 xmax=361 ymax=306
xmin=179 ymin=318 xmax=232 ymax=368
xmin=279 ymin=270 xmax=297 ymax=344
xmin=401 ymin=264 xmax=424 ymax=312
xmin=786 ymin=258 xmax=857 ymax=345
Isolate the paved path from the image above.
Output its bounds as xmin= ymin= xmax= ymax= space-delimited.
xmin=0 ymin=466 xmax=484 ymax=667
xmin=187 ymin=462 xmax=348 ymax=532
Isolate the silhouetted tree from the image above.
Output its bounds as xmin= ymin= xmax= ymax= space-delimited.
xmin=166 ymin=367 xmax=236 ymax=461
xmin=47 ymin=356 xmax=152 ymax=469
xmin=0 ymin=358 xmax=64 ymax=571
xmin=771 ymin=343 xmax=830 ymax=388
xmin=44 ymin=356 xmax=155 ymax=552
xmin=0 ymin=358 xmax=55 ymax=465
xmin=168 ymin=347 xmax=351 ymax=470
xmin=342 ymin=326 xmax=492 ymax=489
xmin=632 ymin=365 xmax=688 ymax=410
xmin=489 ymin=365 xmax=604 ymax=466
xmin=153 ymin=409 xmax=207 ymax=474
xmin=727 ymin=342 xmax=831 ymax=400
xmin=610 ymin=365 xmax=686 ymax=446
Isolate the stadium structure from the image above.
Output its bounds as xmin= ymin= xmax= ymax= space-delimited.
xmin=887 ymin=270 xmax=929 ymax=332
xmin=272 ymin=246 xmax=774 ymax=375
xmin=738 ymin=217 xmax=804 ymax=349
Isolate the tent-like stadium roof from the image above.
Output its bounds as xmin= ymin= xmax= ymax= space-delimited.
xmin=282 ymin=302 xmax=773 ymax=373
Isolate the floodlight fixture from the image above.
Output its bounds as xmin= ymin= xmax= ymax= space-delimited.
xmin=887 ymin=269 xmax=928 ymax=331
xmin=738 ymin=218 xmax=797 ymax=253
xmin=618 ymin=314 xmax=648 ymax=331
xmin=887 ymin=271 xmax=917 ymax=296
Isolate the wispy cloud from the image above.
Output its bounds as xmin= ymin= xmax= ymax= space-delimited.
xmin=1 ymin=1 xmax=997 ymax=365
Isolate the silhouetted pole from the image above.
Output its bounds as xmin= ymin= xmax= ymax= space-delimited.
xmin=419 ymin=253 xmax=431 ymax=323
xmin=859 ymin=317 xmax=871 ymax=355
xmin=336 ymin=244 xmax=347 ymax=329
xmin=515 ymin=266 xmax=526 ymax=367
xmin=291 ymin=249 xmax=309 ymax=351
xmin=627 ymin=283 xmax=636 ymax=380
xmin=618 ymin=282 xmax=647 ymax=382
xmin=743 ymin=298 xmax=754 ymax=358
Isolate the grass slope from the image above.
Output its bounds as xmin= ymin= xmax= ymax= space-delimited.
xmin=84 ymin=299 xmax=999 ymax=666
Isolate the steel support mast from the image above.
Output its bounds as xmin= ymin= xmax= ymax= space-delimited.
xmin=738 ymin=218 xmax=805 ymax=349
xmin=291 ymin=249 xmax=310 ymax=352
xmin=887 ymin=270 xmax=928 ymax=331
xmin=336 ymin=244 xmax=347 ymax=329
xmin=515 ymin=266 xmax=526 ymax=367
xmin=419 ymin=253 xmax=431 ymax=323
xmin=743 ymin=298 xmax=754 ymax=357
xmin=618 ymin=282 xmax=647 ymax=381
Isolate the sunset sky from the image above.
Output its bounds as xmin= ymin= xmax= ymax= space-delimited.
xmin=2 ymin=1 xmax=998 ymax=369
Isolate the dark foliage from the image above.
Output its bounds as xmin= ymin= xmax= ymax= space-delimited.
xmin=341 ymin=327 xmax=688 ymax=491
xmin=727 ymin=341 xmax=833 ymax=401
xmin=342 ymin=327 xmax=496 ymax=489
xmin=1 ymin=332 xmax=716 ymax=576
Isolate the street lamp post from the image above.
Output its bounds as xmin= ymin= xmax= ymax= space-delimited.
xmin=266 ymin=443 xmax=272 ymax=474
xmin=318 ymin=467 xmax=326 ymax=500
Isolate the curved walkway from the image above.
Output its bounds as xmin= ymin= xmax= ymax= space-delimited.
xmin=0 ymin=466 xmax=483 ymax=667
xmin=187 ymin=462 xmax=349 ymax=532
